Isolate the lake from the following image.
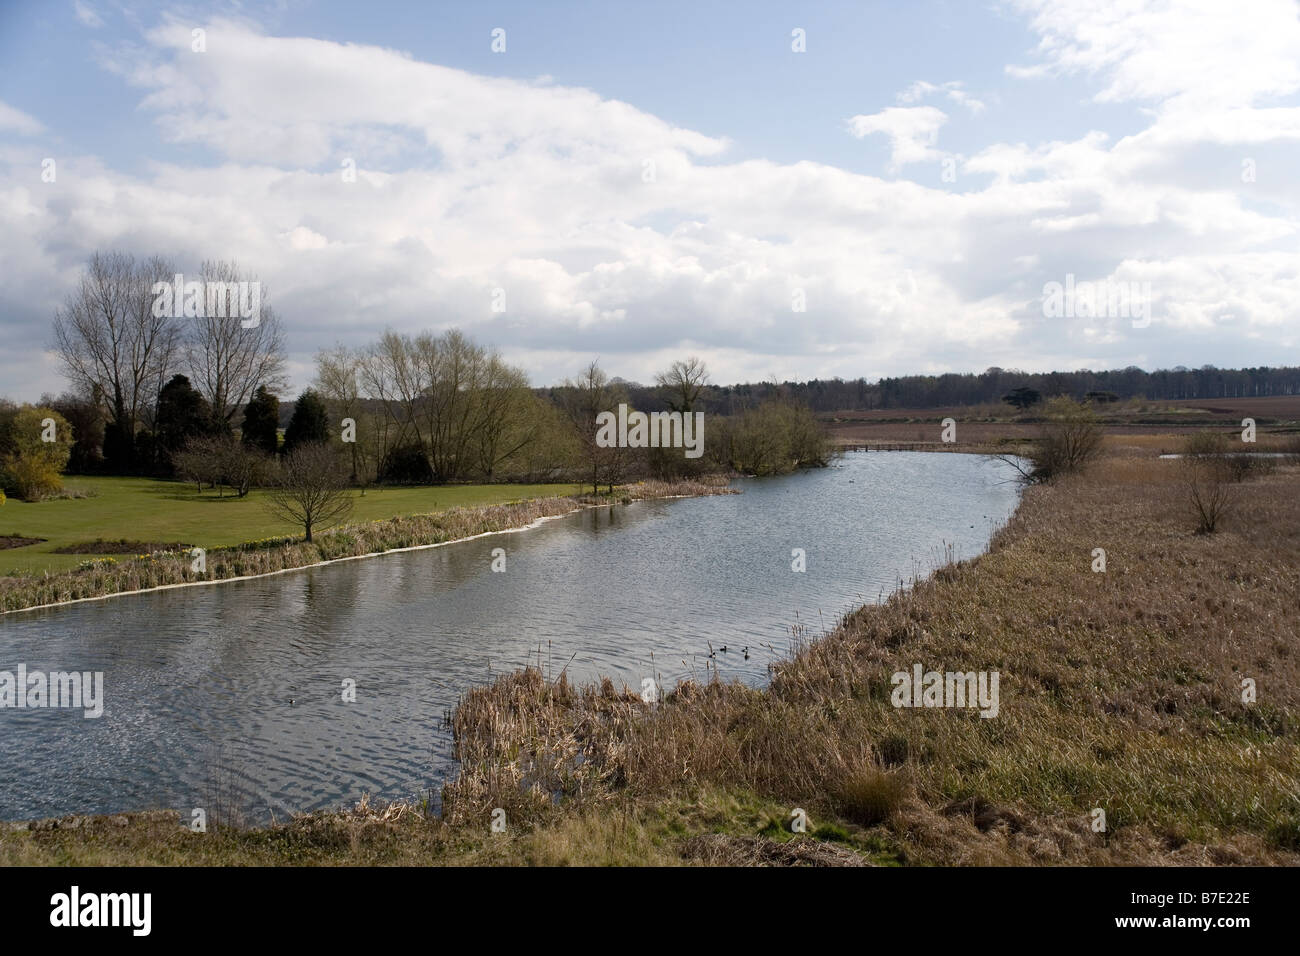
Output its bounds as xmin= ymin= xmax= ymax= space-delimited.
xmin=0 ymin=451 xmax=1022 ymax=823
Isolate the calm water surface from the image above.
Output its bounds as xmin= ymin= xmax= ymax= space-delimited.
xmin=0 ymin=452 xmax=1021 ymax=822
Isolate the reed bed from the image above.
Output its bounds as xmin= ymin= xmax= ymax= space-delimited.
xmin=443 ymin=450 xmax=1300 ymax=864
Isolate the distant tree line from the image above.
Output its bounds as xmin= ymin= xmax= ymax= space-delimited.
xmin=634 ymin=365 xmax=1300 ymax=414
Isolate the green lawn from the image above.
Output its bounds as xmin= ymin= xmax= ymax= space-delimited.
xmin=0 ymin=477 xmax=584 ymax=575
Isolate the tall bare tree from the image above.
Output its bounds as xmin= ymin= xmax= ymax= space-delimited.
xmin=52 ymin=251 xmax=181 ymax=467
xmin=655 ymin=356 xmax=710 ymax=412
xmin=420 ymin=330 xmax=530 ymax=481
xmin=559 ymin=359 xmax=629 ymax=494
xmin=315 ymin=344 xmax=364 ymax=482
xmin=357 ymin=330 xmax=427 ymax=467
xmin=472 ymin=356 xmax=538 ymax=478
xmin=186 ymin=259 xmax=287 ymax=429
xmin=419 ymin=329 xmax=479 ymax=481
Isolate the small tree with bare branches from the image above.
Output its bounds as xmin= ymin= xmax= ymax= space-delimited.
xmin=994 ymin=396 xmax=1102 ymax=483
xmin=655 ymin=357 xmax=710 ymax=413
xmin=1182 ymin=431 xmax=1236 ymax=534
xmin=264 ymin=443 xmax=352 ymax=542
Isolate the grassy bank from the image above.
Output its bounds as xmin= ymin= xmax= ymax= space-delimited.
xmin=0 ymin=477 xmax=588 ymax=575
xmin=4 ymin=441 xmax=1297 ymax=865
xmin=0 ymin=478 xmax=733 ymax=613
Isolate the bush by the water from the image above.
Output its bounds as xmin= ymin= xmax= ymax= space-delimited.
xmin=998 ymin=397 xmax=1102 ymax=484
xmin=717 ymin=399 xmax=834 ymax=476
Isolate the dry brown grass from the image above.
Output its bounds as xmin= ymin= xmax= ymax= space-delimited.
xmin=826 ymin=395 xmax=1300 ymax=454
xmin=679 ymin=833 xmax=870 ymax=866
xmin=443 ymin=446 xmax=1300 ymax=864
xmin=830 ymin=421 xmax=1299 ymax=454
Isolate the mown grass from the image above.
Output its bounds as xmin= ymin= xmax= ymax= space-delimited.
xmin=0 ymin=477 xmax=586 ymax=575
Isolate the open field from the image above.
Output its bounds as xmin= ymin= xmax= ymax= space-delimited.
xmin=6 ymin=435 xmax=1296 ymax=865
xmin=829 ymin=395 xmax=1300 ymax=422
xmin=825 ymin=395 xmax=1300 ymax=451
xmin=0 ymin=477 xmax=584 ymax=575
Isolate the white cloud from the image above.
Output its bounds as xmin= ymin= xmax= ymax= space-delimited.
xmin=0 ymin=100 xmax=44 ymax=136
xmin=1008 ymin=0 xmax=1300 ymax=110
xmin=73 ymin=1 xmax=103 ymax=28
xmin=846 ymin=106 xmax=949 ymax=169
xmin=105 ymin=18 xmax=728 ymax=170
xmin=898 ymin=80 xmax=986 ymax=113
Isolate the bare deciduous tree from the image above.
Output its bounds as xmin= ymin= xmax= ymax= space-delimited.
xmin=422 ymin=331 xmax=536 ymax=480
xmin=357 ymin=330 xmax=426 ymax=468
xmin=215 ymin=438 xmax=274 ymax=498
xmin=173 ymin=434 xmax=273 ymax=498
xmin=348 ymin=328 xmax=539 ymax=482
xmin=173 ymin=435 xmax=224 ymax=494
xmin=559 ymin=359 xmax=629 ymax=494
xmin=1185 ymin=459 xmax=1234 ymax=534
xmin=473 ymin=358 xmax=540 ymax=479
xmin=314 ymin=344 xmax=364 ymax=482
xmin=187 ymin=260 xmax=287 ymax=428
xmin=52 ymin=251 xmax=181 ymax=462
xmin=264 ymin=443 xmax=353 ymax=542
xmin=655 ymin=357 xmax=710 ymax=413
xmin=994 ymin=396 xmax=1102 ymax=483
xmin=1182 ymin=432 xmax=1237 ymax=533
xmin=421 ymin=329 xmax=480 ymax=481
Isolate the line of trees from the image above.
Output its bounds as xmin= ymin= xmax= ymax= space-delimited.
xmin=313 ymin=339 xmax=833 ymax=490
xmin=50 ymin=251 xmax=284 ymax=474
xmin=544 ymin=357 xmax=832 ymax=489
xmin=22 ymin=252 xmax=834 ymax=506
xmin=312 ymin=330 xmax=560 ymax=485
xmin=685 ymin=365 xmax=1300 ymax=414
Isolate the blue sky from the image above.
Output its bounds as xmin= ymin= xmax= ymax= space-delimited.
xmin=1 ymin=2 xmax=1132 ymax=180
xmin=1 ymin=0 xmax=1298 ymax=399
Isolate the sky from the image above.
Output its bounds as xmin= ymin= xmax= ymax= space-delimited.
xmin=1 ymin=0 xmax=1298 ymax=399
